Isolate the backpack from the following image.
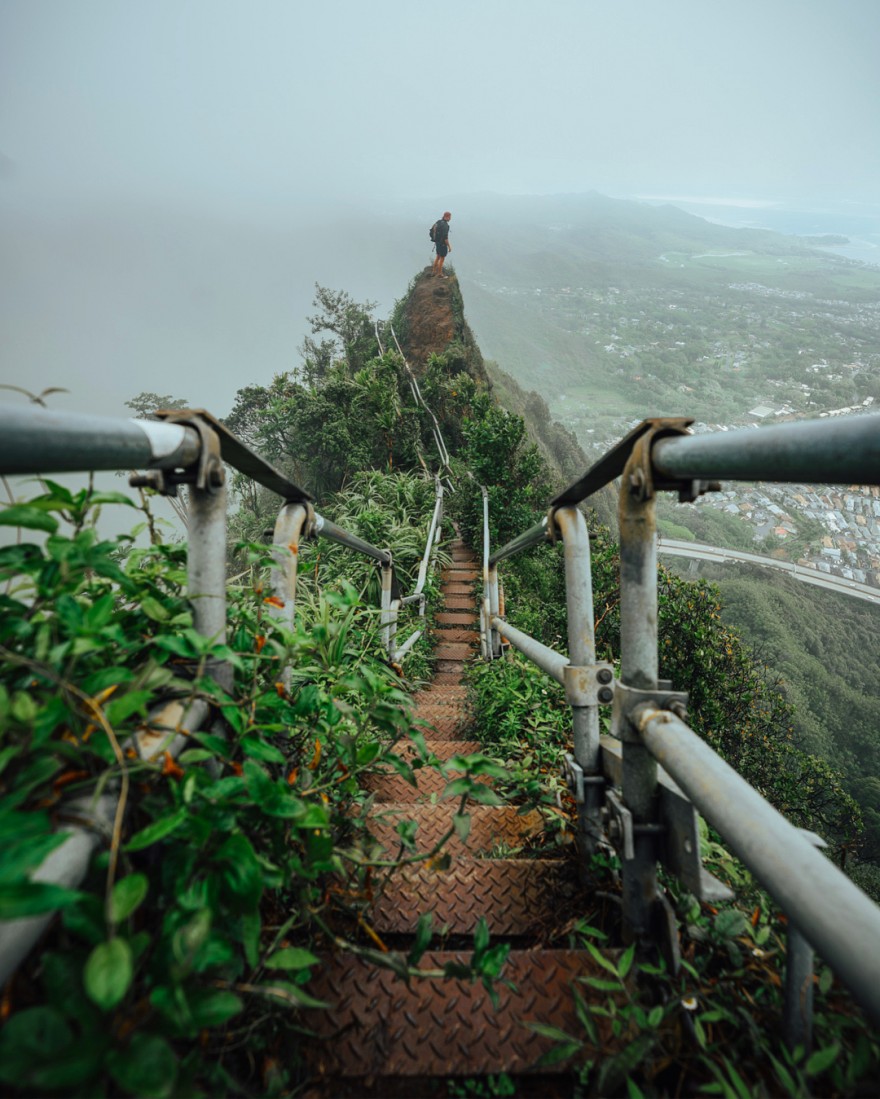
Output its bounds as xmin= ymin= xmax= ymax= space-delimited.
xmin=429 ymin=219 xmax=440 ymax=242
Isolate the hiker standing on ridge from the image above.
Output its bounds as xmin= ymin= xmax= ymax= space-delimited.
xmin=431 ymin=212 xmax=452 ymax=278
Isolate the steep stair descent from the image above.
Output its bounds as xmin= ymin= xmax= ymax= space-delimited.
xmin=304 ymin=538 xmax=604 ymax=1094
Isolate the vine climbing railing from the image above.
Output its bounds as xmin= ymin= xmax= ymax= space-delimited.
xmin=481 ymin=413 xmax=880 ymax=1046
xmin=0 ymin=401 xmax=444 ymax=984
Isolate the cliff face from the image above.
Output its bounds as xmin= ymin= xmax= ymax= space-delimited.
xmin=395 ymin=266 xmax=616 ymax=529
xmin=397 ymin=269 xmax=491 ymax=388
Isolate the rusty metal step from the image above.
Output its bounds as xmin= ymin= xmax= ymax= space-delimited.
xmin=413 ymin=684 xmax=467 ymax=704
xmin=414 ymin=719 xmax=471 ymax=740
xmin=302 ymin=949 xmax=605 ymax=1078
xmin=444 ymin=568 xmax=479 ymax=580
xmin=371 ymin=858 xmax=579 ymax=935
xmin=432 ymin=671 xmax=467 ymax=686
xmin=361 ymin=766 xmax=491 ymax=802
xmin=366 ymin=804 xmax=544 ymax=857
xmin=442 ymin=582 xmax=475 ymax=596
xmin=443 ymin=596 xmax=476 ymax=611
xmin=396 ymin=738 xmax=482 ymax=763
xmin=434 ymin=627 xmax=477 ymax=643
xmin=435 ymin=612 xmax=477 ymax=626
xmin=436 ymin=662 xmax=471 ymax=678
xmin=434 ymin=641 xmax=476 ymax=661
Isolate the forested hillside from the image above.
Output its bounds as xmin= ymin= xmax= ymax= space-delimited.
xmin=1 ymin=268 xmax=877 ymax=1095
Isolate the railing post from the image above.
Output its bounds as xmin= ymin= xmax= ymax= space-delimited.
xmin=487 ymin=563 xmax=502 ymax=659
xmin=186 ymin=444 xmax=231 ymax=694
xmin=380 ymin=558 xmax=397 ymax=661
xmin=269 ymin=502 xmax=310 ymax=691
xmin=615 ymin=447 xmax=660 ymax=942
xmin=784 ymin=829 xmax=823 ymax=1053
xmin=555 ymin=507 xmax=602 ymax=852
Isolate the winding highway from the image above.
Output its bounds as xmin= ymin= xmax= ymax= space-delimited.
xmin=657 ymin=538 xmax=880 ymax=607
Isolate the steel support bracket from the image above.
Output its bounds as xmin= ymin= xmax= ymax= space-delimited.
xmin=624 ymin=417 xmax=721 ymax=504
xmin=613 ymin=681 xmax=689 ymax=743
xmin=604 ymin=789 xmax=635 ymax=860
xmin=135 ymin=411 xmax=225 ymax=496
xmin=562 ymin=752 xmax=605 ymax=804
xmin=563 ymin=662 xmax=616 ymax=707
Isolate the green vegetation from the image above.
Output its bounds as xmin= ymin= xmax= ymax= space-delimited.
xmin=670 ymin=562 xmax=880 ymax=876
xmin=460 ymin=193 xmax=880 ymax=439
xmin=2 ymin=274 xmax=877 ymax=1095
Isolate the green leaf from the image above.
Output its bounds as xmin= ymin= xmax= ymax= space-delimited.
xmin=88 ymin=491 xmax=137 ymax=507
xmin=452 ymin=812 xmax=471 ymax=843
xmin=188 ymin=989 xmax=244 ymax=1028
xmin=806 ymin=1043 xmax=840 ymax=1077
xmin=0 ymin=881 xmax=83 ymax=919
xmin=627 ymin=1078 xmax=648 ymax=1099
xmin=84 ymin=938 xmax=133 ymax=1010
xmin=579 ymin=976 xmax=625 ymax=993
xmin=0 ymin=831 xmax=68 ymax=883
xmin=253 ymin=980 xmax=332 ymax=1009
xmin=125 ymin=807 xmax=187 ymax=851
xmin=104 ymin=690 xmax=154 ymax=725
xmin=534 ymin=1040 xmax=582 ymax=1067
xmin=140 ymin=596 xmax=171 ymax=622
xmin=265 ymin=947 xmax=321 ymax=970
xmin=241 ymin=736 xmax=286 ymax=763
xmin=407 ymin=912 xmax=433 ymax=967
xmin=584 ymin=939 xmax=620 ymax=977
xmin=106 ymin=1033 xmax=177 ymax=1099
xmin=109 ymin=873 xmax=149 ymax=923
xmin=525 ymin=1021 xmax=581 ymax=1043
xmin=617 ymin=942 xmax=636 ymax=980
xmin=473 ymin=915 xmax=490 ymax=955
xmin=720 ymin=1057 xmax=753 ymax=1099
xmin=714 ymin=909 xmax=751 ymax=940
xmin=0 ymin=506 xmax=59 ymax=533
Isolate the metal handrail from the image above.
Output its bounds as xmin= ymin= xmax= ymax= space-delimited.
xmin=479 ymin=411 xmax=880 ymax=1037
xmin=0 ymin=402 xmax=442 ymax=983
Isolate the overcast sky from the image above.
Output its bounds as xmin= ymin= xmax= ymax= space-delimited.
xmin=3 ymin=0 xmax=879 ymax=210
xmin=2 ymin=0 xmax=879 ymax=417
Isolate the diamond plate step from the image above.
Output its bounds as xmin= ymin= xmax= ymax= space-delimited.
xmin=396 ymin=738 xmax=482 ymax=763
xmin=434 ymin=641 xmax=476 ymax=661
xmin=302 ymin=949 xmax=607 ymax=1078
xmin=413 ymin=684 xmax=468 ymax=704
xmin=436 ymin=612 xmax=478 ymax=626
xmin=435 ymin=666 xmax=470 ymax=681
xmin=435 ymin=628 xmax=477 ymax=643
xmin=445 ymin=568 xmax=479 ymax=581
xmin=366 ymin=804 xmax=544 ymax=857
xmin=443 ymin=596 xmax=476 ymax=611
xmin=371 ymin=858 xmax=579 ymax=934
xmin=361 ymin=766 xmax=491 ymax=802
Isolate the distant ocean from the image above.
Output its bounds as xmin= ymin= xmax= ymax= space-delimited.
xmin=635 ymin=195 xmax=880 ymax=268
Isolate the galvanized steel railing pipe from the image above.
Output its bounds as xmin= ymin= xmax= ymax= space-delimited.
xmin=615 ymin=441 xmax=662 ymax=940
xmin=555 ymin=507 xmax=603 ymax=851
xmin=633 ymin=702 xmax=880 ymax=1025
xmin=489 ymin=616 xmax=568 ymax=684
xmin=652 ymin=413 xmax=880 ymax=487
xmin=489 ymin=516 xmax=549 ymax=567
xmin=0 ymin=403 xmax=201 ymax=475
xmin=312 ymin=513 xmax=392 ymax=566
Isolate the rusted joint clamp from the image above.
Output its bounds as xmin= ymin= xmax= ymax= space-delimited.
xmin=563 ymin=662 xmax=616 ymax=707
xmin=624 ymin=417 xmax=693 ymax=503
xmin=545 ymin=507 xmax=560 ymax=545
xmin=612 ymin=681 xmax=689 ymax=742
xmin=144 ymin=410 xmax=225 ymax=495
xmin=299 ymin=500 xmax=317 ymax=539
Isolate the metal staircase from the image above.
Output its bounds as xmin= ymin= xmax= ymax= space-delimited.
xmin=303 ymin=538 xmax=604 ymax=1091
